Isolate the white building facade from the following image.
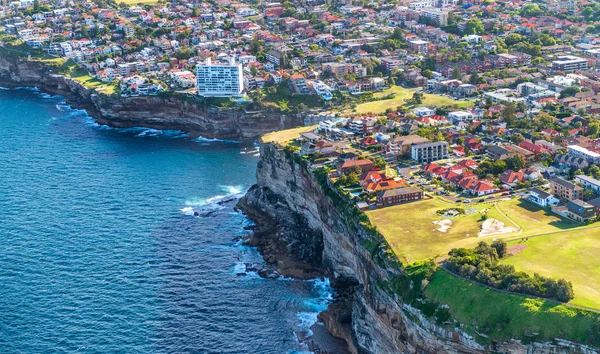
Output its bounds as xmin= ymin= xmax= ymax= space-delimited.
xmin=196 ymin=58 xmax=244 ymax=97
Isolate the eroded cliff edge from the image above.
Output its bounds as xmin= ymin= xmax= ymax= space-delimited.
xmin=0 ymin=56 xmax=304 ymax=140
xmin=237 ymin=143 xmax=600 ymax=354
xmin=237 ymin=143 xmax=488 ymax=354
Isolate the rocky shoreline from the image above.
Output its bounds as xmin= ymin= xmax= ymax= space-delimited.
xmin=0 ymin=56 xmax=304 ymax=140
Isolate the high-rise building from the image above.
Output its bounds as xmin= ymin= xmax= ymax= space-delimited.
xmin=196 ymin=58 xmax=244 ymax=97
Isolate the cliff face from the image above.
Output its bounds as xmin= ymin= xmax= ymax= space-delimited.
xmin=0 ymin=56 xmax=303 ymax=140
xmin=238 ymin=143 xmax=600 ymax=354
xmin=238 ymin=144 xmax=487 ymax=354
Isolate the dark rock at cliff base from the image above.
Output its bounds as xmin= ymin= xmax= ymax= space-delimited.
xmin=257 ymin=267 xmax=280 ymax=279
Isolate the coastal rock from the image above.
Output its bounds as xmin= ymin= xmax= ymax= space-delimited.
xmin=0 ymin=56 xmax=304 ymax=140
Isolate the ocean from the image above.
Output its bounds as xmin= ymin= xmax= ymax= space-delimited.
xmin=0 ymin=88 xmax=335 ymax=353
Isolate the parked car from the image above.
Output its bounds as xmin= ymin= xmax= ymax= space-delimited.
xmin=478 ymin=199 xmax=485 ymax=203
xmin=463 ymin=199 xmax=471 ymax=203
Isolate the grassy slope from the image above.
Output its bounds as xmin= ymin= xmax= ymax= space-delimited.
xmin=503 ymin=228 xmax=600 ymax=309
xmin=367 ymin=198 xmax=516 ymax=263
xmin=425 ymin=270 xmax=600 ymax=345
xmin=261 ymin=125 xmax=317 ymax=145
xmin=354 ymin=86 xmax=473 ymax=115
xmin=496 ymin=198 xmax=584 ymax=236
xmin=68 ymin=67 xmax=116 ymax=95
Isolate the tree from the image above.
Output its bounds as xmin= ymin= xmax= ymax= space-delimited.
xmin=463 ymin=19 xmax=484 ymax=35
xmin=33 ymin=0 xmax=40 ymax=12
xmin=505 ymin=34 xmax=524 ymax=46
xmin=470 ymin=69 xmax=481 ymax=84
xmin=583 ymin=189 xmax=595 ymax=201
xmin=501 ymin=102 xmax=517 ymax=125
xmin=373 ymin=157 xmax=386 ymax=169
xmin=491 ymin=239 xmax=507 ymax=258
xmin=506 ymin=154 xmax=526 ymax=171
xmin=412 ymin=92 xmax=423 ymax=104
xmin=511 ymin=133 xmax=525 ymax=144
xmin=559 ymin=86 xmax=581 ymax=99
xmin=451 ymin=65 xmax=462 ymax=80
xmin=521 ymin=4 xmax=543 ymax=17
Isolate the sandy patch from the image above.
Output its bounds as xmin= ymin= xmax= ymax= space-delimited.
xmin=433 ymin=219 xmax=453 ymax=233
xmin=507 ymin=244 xmax=527 ymax=256
xmin=478 ymin=218 xmax=519 ymax=237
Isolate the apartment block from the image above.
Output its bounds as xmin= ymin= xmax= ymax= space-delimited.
xmin=550 ymin=177 xmax=583 ymax=201
xmin=411 ymin=141 xmax=449 ymax=163
xmin=196 ymin=58 xmax=243 ymax=97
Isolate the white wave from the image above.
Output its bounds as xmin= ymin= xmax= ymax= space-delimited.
xmin=135 ymin=128 xmax=162 ymax=137
xmin=15 ymin=86 xmax=40 ymax=92
xmin=220 ymin=185 xmax=244 ymax=195
xmin=180 ymin=207 xmax=195 ymax=216
xmin=240 ymin=146 xmax=260 ymax=155
xmin=194 ymin=136 xmax=240 ymax=144
xmin=294 ymin=278 xmax=334 ymax=335
xmin=0 ymin=86 xmax=10 ymax=91
xmin=182 ymin=186 xmax=246 ymax=218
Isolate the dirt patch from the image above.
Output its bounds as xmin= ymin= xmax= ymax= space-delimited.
xmin=478 ymin=218 xmax=519 ymax=237
xmin=433 ymin=219 xmax=452 ymax=233
xmin=507 ymin=244 xmax=527 ymax=256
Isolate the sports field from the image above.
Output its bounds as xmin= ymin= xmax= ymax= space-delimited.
xmin=367 ymin=197 xmax=518 ymax=263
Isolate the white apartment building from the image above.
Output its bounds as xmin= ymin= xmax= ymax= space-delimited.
xmin=568 ymin=145 xmax=600 ymax=164
xmin=408 ymin=0 xmax=434 ymax=10
xmin=575 ymin=175 xmax=600 ymax=197
xmin=411 ymin=141 xmax=449 ymax=163
xmin=551 ymin=55 xmax=588 ymax=72
xmin=196 ymin=58 xmax=244 ymax=97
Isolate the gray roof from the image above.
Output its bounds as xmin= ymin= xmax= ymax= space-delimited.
xmin=575 ymin=175 xmax=600 ymax=187
xmin=550 ymin=177 xmax=582 ymax=191
xmin=530 ymin=187 xmax=551 ymax=199
xmin=380 ymin=186 xmax=423 ymax=197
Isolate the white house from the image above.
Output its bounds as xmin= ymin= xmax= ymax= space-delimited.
xmin=529 ymin=188 xmax=560 ymax=208
xmin=413 ymin=106 xmax=435 ymax=117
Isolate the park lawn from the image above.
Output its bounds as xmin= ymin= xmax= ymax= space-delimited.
xmin=502 ymin=227 xmax=600 ymax=310
xmin=261 ymin=125 xmax=318 ymax=145
xmin=67 ymin=68 xmax=116 ymax=95
xmin=496 ymin=198 xmax=587 ymax=236
xmin=354 ymin=86 xmax=473 ymax=115
xmin=425 ymin=270 xmax=600 ymax=346
xmin=366 ymin=198 xmax=516 ymax=263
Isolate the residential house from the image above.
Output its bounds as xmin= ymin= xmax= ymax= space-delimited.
xmin=529 ymin=188 xmax=560 ymax=208
xmin=566 ymin=199 xmax=597 ymax=223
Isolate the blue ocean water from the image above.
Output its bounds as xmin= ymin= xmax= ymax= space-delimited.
xmin=0 ymin=88 xmax=332 ymax=353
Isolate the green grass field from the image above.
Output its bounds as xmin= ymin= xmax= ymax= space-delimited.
xmin=495 ymin=198 xmax=585 ymax=236
xmin=366 ymin=198 xmax=517 ymax=263
xmin=68 ymin=67 xmax=116 ymax=95
xmin=353 ymin=86 xmax=473 ymax=115
xmin=261 ymin=125 xmax=317 ymax=145
xmin=425 ymin=270 xmax=600 ymax=345
xmin=503 ymin=227 xmax=600 ymax=309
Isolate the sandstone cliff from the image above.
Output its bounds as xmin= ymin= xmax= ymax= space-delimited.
xmin=238 ymin=143 xmax=599 ymax=354
xmin=0 ymin=56 xmax=304 ymax=140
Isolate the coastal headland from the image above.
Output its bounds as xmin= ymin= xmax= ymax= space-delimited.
xmin=0 ymin=55 xmax=304 ymax=140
